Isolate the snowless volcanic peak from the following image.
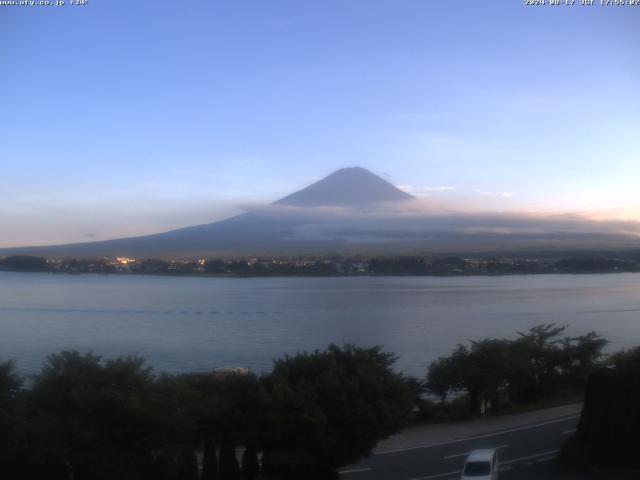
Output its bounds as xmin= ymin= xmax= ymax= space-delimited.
xmin=274 ymin=167 xmax=414 ymax=208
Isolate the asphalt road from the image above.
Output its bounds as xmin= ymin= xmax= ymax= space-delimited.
xmin=339 ymin=413 xmax=581 ymax=480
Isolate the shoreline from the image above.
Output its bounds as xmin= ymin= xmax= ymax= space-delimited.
xmin=2 ymin=270 xmax=640 ymax=279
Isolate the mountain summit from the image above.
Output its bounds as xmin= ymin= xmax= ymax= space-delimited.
xmin=274 ymin=167 xmax=414 ymax=207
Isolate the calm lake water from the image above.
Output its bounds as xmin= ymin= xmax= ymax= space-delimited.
xmin=1 ymin=272 xmax=640 ymax=377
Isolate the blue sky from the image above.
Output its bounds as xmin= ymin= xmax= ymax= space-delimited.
xmin=1 ymin=0 xmax=639 ymax=247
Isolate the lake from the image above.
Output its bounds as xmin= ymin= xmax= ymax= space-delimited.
xmin=1 ymin=272 xmax=639 ymax=377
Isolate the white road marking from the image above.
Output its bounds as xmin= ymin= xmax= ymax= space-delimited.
xmin=407 ymin=470 xmax=461 ymax=480
xmin=536 ymin=456 xmax=556 ymax=463
xmin=443 ymin=444 xmax=508 ymax=459
xmin=339 ymin=467 xmax=372 ymax=474
xmin=376 ymin=415 xmax=579 ymax=455
xmin=501 ymin=449 xmax=560 ymax=465
xmin=562 ymin=428 xmax=577 ymax=435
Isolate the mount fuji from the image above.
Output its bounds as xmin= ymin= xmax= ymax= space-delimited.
xmin=2 ymin=167 xmax=638 ymax=258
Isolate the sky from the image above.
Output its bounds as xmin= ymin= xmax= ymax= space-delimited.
xmin=1 ymin=0 xmax=639 ymax=247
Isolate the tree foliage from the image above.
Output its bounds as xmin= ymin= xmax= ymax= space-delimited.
xmin=0 ymin=344 xmax=412 ymax=479
xmin=0 ymin=255 xmax=49 ymax=272
xmin=261 ymin=344 xmax=412 ymax=476
xmin=0 ymin=361 xmax=25 ymax=478
xmin=0 ymin=333 xmax=611 ymax=479
xmin=561 ymin=346 xmax=640 ymax=469
xmin=27 ymin=351 xmax=166 ymax=479
xmin=426 ymin=324 xmax=608 ymax=414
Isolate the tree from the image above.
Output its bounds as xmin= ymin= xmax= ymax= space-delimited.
xmin=150 ymin=374 xmax=201 ymax=479
xmin=261 ymin=344 xmax=412 ymax=478
xmin=426 ymin=324 xmax=605 ymax=414
xmin=0 ymin=255 xmax=49 ymax=272
xmin=177 ymin=450 xmax=199 ymax=480
xmin=0 ymin=361 xmax=26 ymax=478
xmin=186 ymin=370 xmax=266 ymax=479
xmin=241 ymin=443 xmax=260 ymax=480
xmin=608 ymin=345 xmax=640 ymax=369
xmin=427 ymin=340 xmax=516 ymax=415
xmin=0 ymin=360 xmax=21 ymax=403
xmin=512 ymin=323 xmax=568 ymax=401
xmin=559 ymin=331 xmax=608 ymax=388
xmin=561 ymin=346 xmax=640 ymax=469
xmin=426 ymin=347 xmax=467 ymax=403
xmin=464 ymin=339 xmax=515 ymax=413
xmin=28 ymin=351 xmax=172 ymax=480
xmin=202 ymin=436 xmax=219 ymax=480
xmin=219 ymin=436 xmax=240 ymax=479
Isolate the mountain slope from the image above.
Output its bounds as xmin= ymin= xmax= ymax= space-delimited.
xmin=0 ymin=167 xmax=415 ymax=258
xmin=275 ymin=167 xmax=413 ymax=207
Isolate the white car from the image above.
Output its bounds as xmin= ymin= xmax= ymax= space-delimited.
xmin=461 ymin=449 xmax=499 ymax=480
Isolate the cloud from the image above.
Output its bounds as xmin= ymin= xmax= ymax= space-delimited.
xmin=473 ymin=189 xmax=514 ymax=198
xmin=398 ymin=185 xmax=457 ymax=195
xmin=242 ymin=200 xmax=640 ymax=248
xmin=3 ymin=185 xmax=639 ymax=250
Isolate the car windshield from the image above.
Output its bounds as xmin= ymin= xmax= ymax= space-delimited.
xmin=463 ymin=461 xmax=491 ymax=476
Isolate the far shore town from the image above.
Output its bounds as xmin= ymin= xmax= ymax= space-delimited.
xmin=1 ymin=252 xmax=640 ymax=276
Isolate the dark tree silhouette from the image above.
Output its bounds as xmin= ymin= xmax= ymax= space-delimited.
xmin=27 ymin=351 xmax=184 ymax=480
xmin=261 ymin=344 xmax=412 ymax=478
xmin=202 ymin=437 xmax=219 ymax=480
xmin=0 ymin=361 xmax=26 ymax=478
xmin=241 ymin=443 xmax=260 ymax=480
xmin=561 ymin=346 xmax=640 ymax=471
xmin=219 ymin=436 xmax=240 ymax=480
xmin=177 ymin=450 xmax=199 ymax=480
xmin=0 ymin=255 xmax=49 ymax=272
xmin=426 ymin=324 xmax=608 ymax=414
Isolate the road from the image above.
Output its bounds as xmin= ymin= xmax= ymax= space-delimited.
xmin=340 ymin=411 xmax=582 ymax=480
